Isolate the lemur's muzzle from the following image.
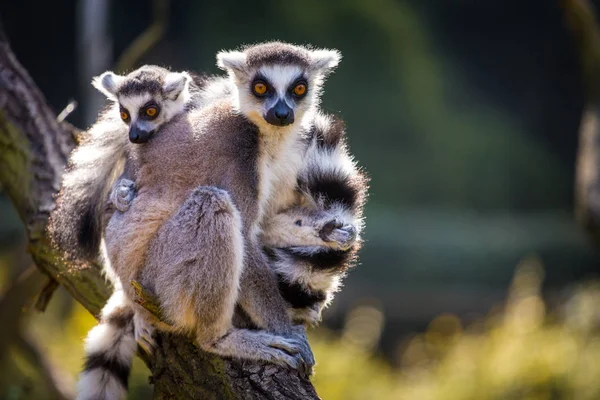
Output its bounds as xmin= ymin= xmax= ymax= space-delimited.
xmin=129 ymin=125 xmax=155 ymax=144
xmin=265 ymin=100 xmax=294 ymax=126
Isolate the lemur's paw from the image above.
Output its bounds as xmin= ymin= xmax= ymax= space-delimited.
xmin=188 ymin=186 xmax=235 ymax=214
xmin=254 ymin=332 xmax=304 ymax=370
xmin=319 ymin=218 xmax=357 ymax=251
xmin=288 ymin=325 xmax=315 ymax=377
xmin=134 ymin=313 xmax=156 ymax=356
xmin=111 ymin=179 xmax=136 ymax=212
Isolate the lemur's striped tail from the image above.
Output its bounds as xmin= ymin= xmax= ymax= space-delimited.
xmin=77 ymin=289 xmax=136 ymax=400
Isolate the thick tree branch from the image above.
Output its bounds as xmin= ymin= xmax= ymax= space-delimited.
xmin=0 ymin=23 xmax=318 ymax=399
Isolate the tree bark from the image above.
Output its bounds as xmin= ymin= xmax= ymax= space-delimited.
xmin=0 ymin=22 xmax=319 ymax=400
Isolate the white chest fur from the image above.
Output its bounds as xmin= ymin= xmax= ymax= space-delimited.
xmin=254 ymin=128 xmax=306 ymax=233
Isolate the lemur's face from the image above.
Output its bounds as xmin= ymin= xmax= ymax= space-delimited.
xmin=245 ymin=65 xmax=309 ymax=127
xmin=92 ymin=66 xmax=191 ymax=143
xmin=217 ymin=42 xmax=341 ymax=132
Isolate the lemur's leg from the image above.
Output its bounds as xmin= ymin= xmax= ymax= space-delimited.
xmin=144 ymin=186 xmax=304 ymax=369
xmin=236 ymin=242 xmax=315 ymax=373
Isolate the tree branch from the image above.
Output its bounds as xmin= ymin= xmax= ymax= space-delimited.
xmin=0 ymin=21 xmax=319 ymax=399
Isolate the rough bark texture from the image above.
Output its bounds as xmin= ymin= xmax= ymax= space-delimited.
xmin=0 ymin=23 xmax=318 ymax=399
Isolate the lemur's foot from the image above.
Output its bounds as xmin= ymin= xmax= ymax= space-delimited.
xmin=288 ymin=325 xmax=315 ymax=377
xmin=319 ymin=218 xmax=358 ymax=251
xmin=134 ymin=313 xmax=156 ymax=356
xmin=201 ymin=329 xmax=304 ymax=371
xmin=111 ymin=179 xmax=136 ymax=212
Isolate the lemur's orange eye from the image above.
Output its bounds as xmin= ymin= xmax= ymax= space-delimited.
xmin=145 ymin=107 xmax=158 ymax=117
xmin=293 ymin=83 xmax=307 ymax=97
xmin=120 ymin=111 xmax=129 ymax=121
xmin=253 ymin=82 xmax=267 ymax=96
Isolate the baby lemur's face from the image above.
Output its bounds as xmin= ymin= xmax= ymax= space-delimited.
xmin=217 ymin=42 xmax=341 ymax=132
xmin=93 ymin=66 xmax=191 ymax=143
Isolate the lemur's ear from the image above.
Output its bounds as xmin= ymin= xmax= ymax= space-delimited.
xmin=216 ymin=51 xmax=247 ymax=74
xmin=309 ymin=49 xmax=342 ymax=74
xmin=163 ymin=72 xmax=190 ymax=100
xmin=92 ymin=71 xmax=124 ymax=100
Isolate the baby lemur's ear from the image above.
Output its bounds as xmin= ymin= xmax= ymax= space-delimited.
xmin=92 ymin=71 xmax=124 ymax=100
xmin=163 ymin=72 xmax=191 ymax=101
xmin=216 ymin=51 xmax=247 ymax=74
xmin=309 ymin=49 xmax=342 ymax=74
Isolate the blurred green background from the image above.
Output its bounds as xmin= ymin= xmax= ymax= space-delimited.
xmin=2 ymin=0 xmax=600 ymax=399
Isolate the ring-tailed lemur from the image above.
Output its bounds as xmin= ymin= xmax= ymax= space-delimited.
xmin=48 ymin=65 xmax=219 ymax=262
xmin=61 ymin=43 xmax=345 ymax=399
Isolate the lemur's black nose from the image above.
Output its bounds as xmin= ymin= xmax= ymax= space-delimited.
xmin=129 ymin=125 xmax=154 ymax=143
xmin=265 ymin=100 xmax=294 ymax=126
xmin=275 ymin=108 xmax=290 ymax=120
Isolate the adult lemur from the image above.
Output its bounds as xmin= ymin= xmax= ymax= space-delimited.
xmin=49 ymin=43 xmax=367 ymax=400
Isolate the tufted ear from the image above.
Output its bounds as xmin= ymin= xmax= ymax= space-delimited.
xmin=216 ymin=50 xmax=247 ymax=73
xmin=309 ymin=49 xmax=342 ymax=74
xmin=163 ymin=71 xmax=191 ymax=100
xmin=91 ymin=71 xmax=124 ymax=100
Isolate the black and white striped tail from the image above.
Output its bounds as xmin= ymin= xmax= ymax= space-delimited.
xmin=77 ymin=289 xmax=136 ymax=400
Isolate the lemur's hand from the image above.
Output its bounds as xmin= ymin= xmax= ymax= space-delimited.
xmin=111 ymin=179 xmax=136 ymax=212
xmin=288 ymin=325 xmax=315 ymax=378
xmin=319 ymin=218 xmax=357 ymax=251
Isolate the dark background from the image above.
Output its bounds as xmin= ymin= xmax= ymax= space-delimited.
xmin=1 ymin=1 xmax=599 ymax=396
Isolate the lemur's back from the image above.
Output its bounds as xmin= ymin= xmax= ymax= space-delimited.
xmin=105 ymin=99 xmax=261 ymax=286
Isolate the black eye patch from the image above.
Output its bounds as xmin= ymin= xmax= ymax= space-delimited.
xmin=288 ymin=77 xmax=308 ymax=99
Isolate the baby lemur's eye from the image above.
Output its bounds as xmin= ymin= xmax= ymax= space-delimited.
xmin=252 ymin=81 xmax=268 ymax=97
xmin=292 ymin=83 xmax=307 ymax=97
xmin=145 ymin=106 xmax=158 ymax=118
xmin=295 ymin=220 xmax=302 ymax=226
xmin=120 ymin=110 xmax=129 ymax=121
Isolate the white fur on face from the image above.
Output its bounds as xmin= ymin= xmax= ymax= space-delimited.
xmin=233 ymin=65 xmax=319 ymax=135
xmin=116 ymin=90 xmax=189 ymax=134
xmin=118 ymin=94 xmax=153 ymax=123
